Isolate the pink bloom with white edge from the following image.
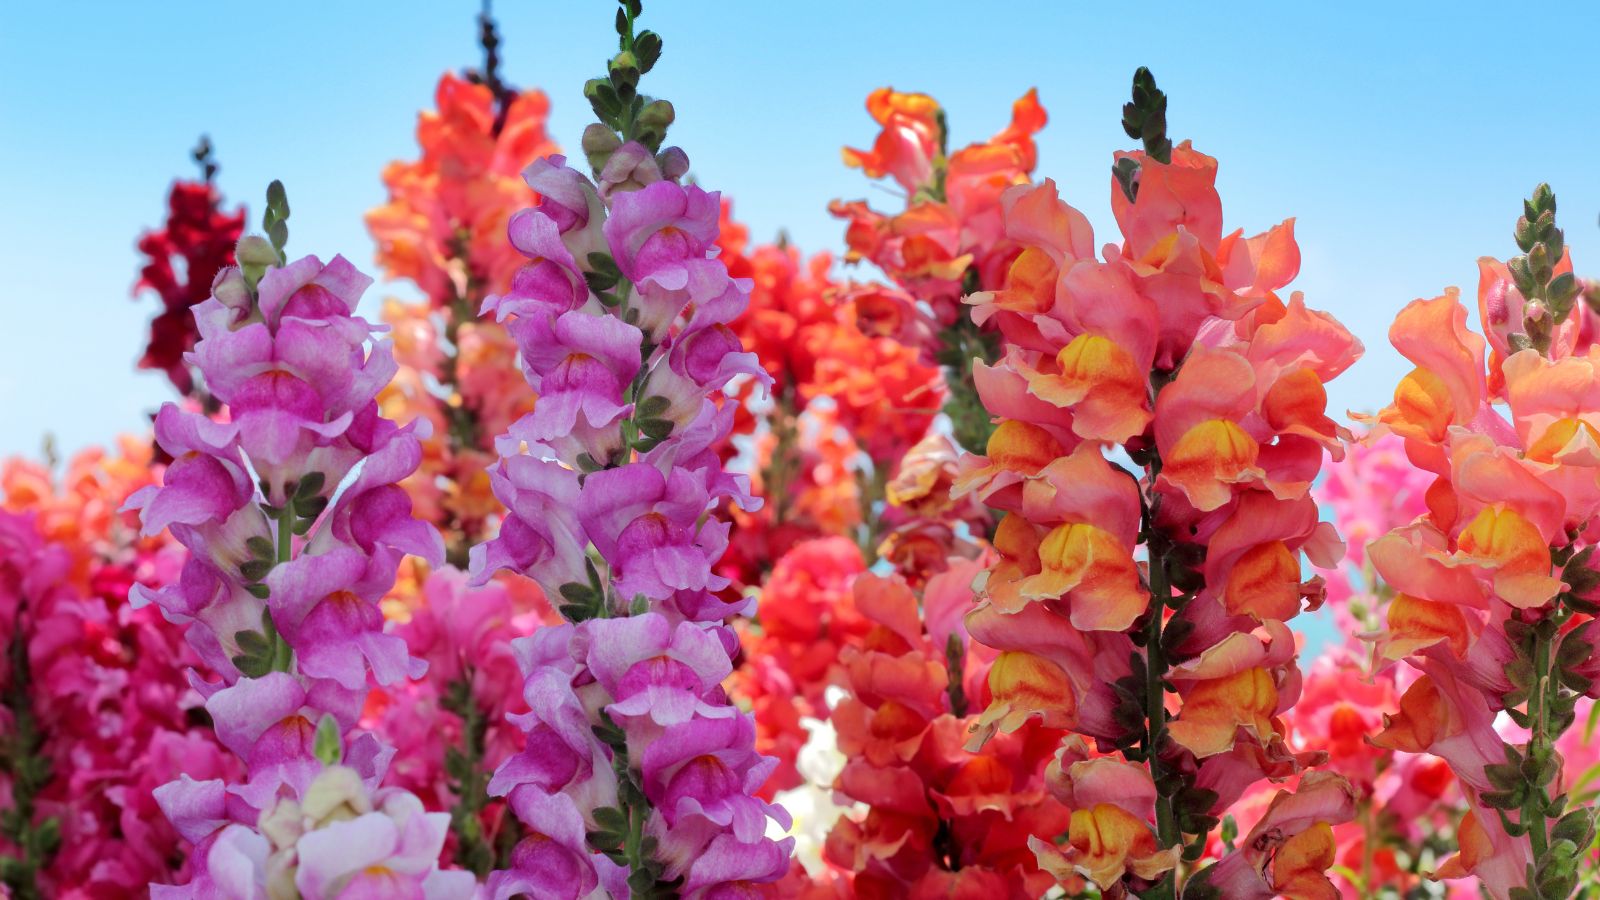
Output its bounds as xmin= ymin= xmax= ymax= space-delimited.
xmin=128 ymin=242 xmax=458 ymax=893
xmin=156 ymin=764 xmax=473 ymax=899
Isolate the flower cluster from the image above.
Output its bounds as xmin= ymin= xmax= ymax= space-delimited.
xmin=730 ymin=537 xmax=869 ymax=794
xmin=1362 ymin=185 xmax=1600 ymax=898
xmin=832 ymin=87 xmax=1046 ymax=330
xmin=367 ymin=65 xmax=559 ymax=562
xmin=720 ymin=88 xmax=1051 ymax=885
xmin=132 ymin=140 xmax=247 ymax=401
xmin=126 ymin=188 xmax=471 ymax=895
xmin=21 ymin=3 xmax=1600 ymax=894
xmin=715 ymin=198 xmax=947 ymax=578
xmin=365 ymin=565 xmax=556 ymax=873
xmin=711 ymin=203 xmax=864 ymax=586
xmin=1 ymin=435 xmax=237 ymax=897
xmin=955 ymin=70 xmax=1361 ymax=896
xmin=831 ymin=87 xmax=1048 ymax=454
xmin=0 ymin=508 xmax=230 ymax=897
xmin=717 ymin=87 xmax=1045 ymax=611
xmin=469 ymin=4 xmax=793 ymax=894
xmin=809 ymin=568 xmax=1071 ymax=896
xmin=367 ymin=71 xmax=559 ymax=306
xmin=1275 ymin=649 xmax=1467 ymax=895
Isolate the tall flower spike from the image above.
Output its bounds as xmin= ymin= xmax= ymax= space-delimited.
xmin=955 ymin=68 xmax=1360 ymax=898
xmin=473 ymin=3 xmax=792 ymax=896
xmin=125 ymin=182 xmax=469 ymax=897
xmin=1364 ymin=185 xmax=1600 ymax=900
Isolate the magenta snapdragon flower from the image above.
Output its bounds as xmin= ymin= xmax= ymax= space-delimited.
xmin=470 ymin=10 xmax=794 ymax=887
xmin=126 ymin=189 xmax=470 ymax=896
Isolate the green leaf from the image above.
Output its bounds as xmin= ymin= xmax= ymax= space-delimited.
xmin=245 ymin=583 xmax=271 ymax=600
xmin=627 ymin=868 xmax=659 ymax=894
xmin=585 ymin=269 xmax=619 ymax=294
xmin=586 ymin=252 xmax=622 ymax=276
xmin=234 ymin=628 xmax=270 ymax=657
xmin=635 ymin=31 xmax=662 ymax=72
xmin=1553 ymin=808 xmax=1596 ymax=846
xmin=1112 ymin=156 xmax=1141 ymax=203
xmin=296 ymin=471 xmax=326 ymax=499
xmin=636 ymin=395 xmax=670 ymax=418
xmin=232 ymin=651 xmax=271 ymax=678
xmin=637 ymin=418 xmax=672 ymax=440
xmin=313 ymin=713 xmax=342 ymax=766
xmin=559 ymin=582 xmax=597 ymax=605
xmin=559 ymin=603 xmax=597 ymax=623
xmin=608 ymin=57 xmax=640 ymax=95
xmin=245 ymin=536 xmax=275 ymax=560
xmin=584 ymin=79 xmax=623 ymax=120
xmin=593 ymin=806 xmax=628 ymax=834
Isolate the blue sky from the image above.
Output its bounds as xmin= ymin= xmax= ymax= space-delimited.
xmin=3 ymin=0 xmax=1599 ymax=461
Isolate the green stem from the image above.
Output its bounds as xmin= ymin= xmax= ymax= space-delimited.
xmin=1525 ymin=623 xmax=1553 ymax=863
xmin=627 ymin=796 xmax=646 ymax=868
xmin=1141 ymin=443 xmax=1178 ymax=900
xmin=258 ymin=495 xmax=295 ymax=674
xmin=1145 ymin=541 xmax=1179 ymax=838
xmin=763 ymin=388 xmax=799 ymax=526
xmin=938 ymin=313 xmax=1000 ymax=455
xmin=856 ymin=464 xmax=890 ymax=561
xmin=276 ymin=494 xmax=294 ymax=565
xmin=445 ymin=674 xmax=497 ymax=876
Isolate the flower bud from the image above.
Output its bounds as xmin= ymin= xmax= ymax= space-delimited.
xmin=656 ymin=146 xmax=689 ymax=181
xmin=638 ymin=99 xmax=674 ymax=130
xmin=582 ymin=123 xmax=622 ymax=174
xmin=211 ymin=267 xmax=253 ymax=316
xmin=236 ymin=235 xmax=278 ymax=269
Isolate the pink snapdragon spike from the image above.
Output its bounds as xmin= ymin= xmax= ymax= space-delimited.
xmin=469 ymin=1 xmax=793 ymax=894
xmin=125 ymin=182 xmax=471 ymax=896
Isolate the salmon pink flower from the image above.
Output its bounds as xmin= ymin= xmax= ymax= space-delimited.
xmin=365 ymin=71 xmax=558 ymax=303
xmin=953 ymin=69 xmax=1359 ymax=897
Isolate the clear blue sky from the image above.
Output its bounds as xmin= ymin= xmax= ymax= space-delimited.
xmin=3 ymin=0 xmax=1599 ymax=461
